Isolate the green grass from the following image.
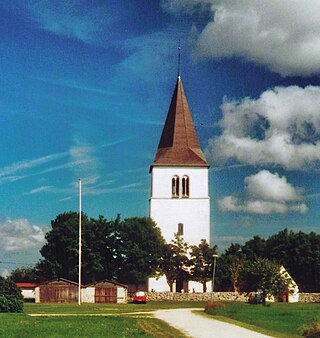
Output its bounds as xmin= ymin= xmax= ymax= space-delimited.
xmin=0 ymin=302 xmax=204 ymax=338
xmin=24 ymin=301 xmax=204 ymax=314
xmin=205 ymin=302 xmax=320 ymax=337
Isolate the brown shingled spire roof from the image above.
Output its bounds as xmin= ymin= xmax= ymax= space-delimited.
xmin=151 ymin=76 xmax=209 ymax=168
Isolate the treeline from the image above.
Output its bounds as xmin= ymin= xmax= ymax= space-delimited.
xmin=13 ymin=212 xmax=165 ymax=286
xmin=11 ymin=212 xmax=217 ymax=290
xmin=10 ymin=212 xmax=320 ymax=293
xmin=216 ymin=229 xmax=320 ymax=292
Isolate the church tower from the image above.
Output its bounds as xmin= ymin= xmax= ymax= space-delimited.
xmin=149 ymin=71 xmax=210 ymax=248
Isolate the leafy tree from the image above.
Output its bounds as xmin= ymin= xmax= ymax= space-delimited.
xmin=266 ymin=229 xmax=320 ymax=292
xmin=115 ymin=217 xmax=165 ymax=288
xmin=37 ymin=212 xmax=87 ymax=281
xmin=161 ymin=233 xmax=190 ymax=292
xmin=229 ymin=256 xmax=245 ymax=292
xmin=241 ymin=258 xmax=291 ymax=305
xmin=10 ymin=267 xmax=40 ymax=283
xmin=218 ymin=229 xmax=320 ymax=292
xmin=0 ymin=277 xmax=23 ymax=312
xmin=81 ymin=215 xmax=117 ymax=283
xmin=190 ymin=239 xmax=217 ymax=292
xmin=241 ymin=236 xmax=266 ymax=260
xmin=37 ymin=212 xmax=165 ymax=286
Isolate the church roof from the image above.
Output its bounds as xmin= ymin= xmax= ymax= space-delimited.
xmin=151 ymin=76 xmax=209 ymax=168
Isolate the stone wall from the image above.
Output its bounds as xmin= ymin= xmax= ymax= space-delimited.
xmin=143 ymin=292 xmax=248 ymax=302
xmin=299 ymin=293 xmax=320 ymax=303
xmin=129 ymin=291 xmax=320 ymax=303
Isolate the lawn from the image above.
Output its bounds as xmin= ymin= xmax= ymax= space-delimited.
xmin=2 ymin=301 xmax=318 ymax=337
xmin=205 ymin=302 xmax=320 ymax=337
xmin=0 ymin=302 xmax=205 ymax=338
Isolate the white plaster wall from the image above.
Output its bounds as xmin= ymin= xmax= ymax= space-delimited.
xmin=82 ymin=287 xmax=95 ymax=303
xmin=151 ymin=167 xmax=209 ymax=198
xmin=117 ymin=287 xmax=127 ymax=303
xmin=21 ymin=289 xmax=35 ymax=299
xmin=188 ymin=281 xmax=212 ymax=293
xmin=150 ymin=167 xmax=210 ymax=245
xmin=148 ymin=276 xmax=210 ymax=293
xmin=150 ymin=197 xmax=210 ymax=244
xmin=35 ymin=287 xmax=40 ymax=303
xmin=148 ymin=275 xmax=171 ymax=292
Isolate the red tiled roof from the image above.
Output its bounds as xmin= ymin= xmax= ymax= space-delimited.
xmin=152 ymin=76 xmax=208 ymax=168
xmin=16 ymin=283 xmax=38 ymax=288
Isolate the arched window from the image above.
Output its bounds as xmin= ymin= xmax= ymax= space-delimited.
xmin=172 ymin=175 xmax=179 ymax=198
xmin=182 ymin=175 xmax=189 ymax=198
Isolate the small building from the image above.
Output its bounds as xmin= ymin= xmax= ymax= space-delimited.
xmin=35 ymin=278 xmax=79 ymax=303
xmin=16 ymin=282 xmax=38 ymax=302
xmin=280 ymin=266 xmax=299 ymax=303
xmin=266 ymin=266 xmax=299 ymax=303
xmin=82 ymin=280 xmax=127 ymax=303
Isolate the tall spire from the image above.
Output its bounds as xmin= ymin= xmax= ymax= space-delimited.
xmin=178 ymin=45 xmax=181 ymax=78
xmin=151 ymin=75 xmax=208 ymax=168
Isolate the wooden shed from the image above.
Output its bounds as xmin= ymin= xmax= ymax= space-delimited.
xmin=82 ymin=280 xmax=127 ymax=304
xmin=35 ymin=278 xmax=79 ymax=303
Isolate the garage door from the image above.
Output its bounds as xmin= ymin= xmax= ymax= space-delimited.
xmin=95 ymin=287 xmax=117 ymax=303
xmin=40 ymin=285 xmax=78 ymax=303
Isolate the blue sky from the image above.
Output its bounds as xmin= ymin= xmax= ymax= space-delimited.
xmin=1 ymin=0 xmax=320 ymax=275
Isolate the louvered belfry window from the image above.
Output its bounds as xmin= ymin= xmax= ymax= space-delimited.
xmin=172 ymin=175 xmax=179 ymax=198
xmin=182 ymin=175 xmax=189 ymax=198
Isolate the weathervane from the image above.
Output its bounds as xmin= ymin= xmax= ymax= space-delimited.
xmin=178 ymin=41 xmax=181 ymax=78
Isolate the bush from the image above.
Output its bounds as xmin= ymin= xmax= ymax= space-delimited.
xmin=0 ymin=276 xmax=23 ymax=312
xmin=204 ymin=300 xmax=225 ymax=314
xmin=302 ymin=320 xmax=320 ymax=338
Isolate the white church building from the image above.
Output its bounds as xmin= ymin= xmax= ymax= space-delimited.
xmin=148 ymin=72 xmax=211 ymax=292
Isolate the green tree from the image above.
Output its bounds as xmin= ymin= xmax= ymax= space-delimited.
xmin=82 ymin=215 xmax=117 ymax=283
xmin=190 ymin=239 xmax=217 ymax=292
xmin=115 ymin=217 xmax=165 ymax=288
xmin=218 ymin=229 xmax=320 ymax=292
xmin=10 ymin=267 xmax=40 ymax=283
xmin=37 ymin=213 xmax=165 ymax=286
xmin=161 ymin=233 xmax=190 ymax=292
xmin=229 ymin=256 xmax=245 ymax=292
xmin=241 ymin=258 xmax=291 ymax=305
xmin=266 ymin=229 xmax=320 ymax=292
xmin=0 ymin=277 xmax=23 ymax=312
xmin=37 ymin=212 xmax=87 ymax=281
xmin=241 ymin=236 xmax=266 ymax=260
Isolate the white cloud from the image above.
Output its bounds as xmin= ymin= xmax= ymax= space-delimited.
xmin=245 ymin=170 xmax=301 ymax=202
xmin=1 ymin=269 xmax=10 ymax=278
xmin=206 ymin=85 xmax=320 ymax=170
xmin=0 ymin=219 xmax=46 ymax=252
xmin=69 ymin=136 xmax=101 ymax=185
xmin=217 ymin=170 xmax=308 ymax=214
xmin=1 ymin=1 xmax=114 ymax=44
xmin=0 ymin=152 xmax=68 ymax=178
xmin=23 ymin=185 xmax=53 ymax=196
xmin=163 ymin=0 xmax=320 ymax=76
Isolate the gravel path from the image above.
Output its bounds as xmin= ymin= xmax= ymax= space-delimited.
xmin=154 ymin=308 xmax=272 ymax=338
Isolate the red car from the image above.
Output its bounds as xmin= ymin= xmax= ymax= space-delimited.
xmin=133 ymin=291 xmax=147 ymax=304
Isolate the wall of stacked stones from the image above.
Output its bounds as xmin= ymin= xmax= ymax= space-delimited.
xmin=299 ymin=293 xmax=320 ymax=303
xmin=136 ymin=292 xmax=320 ymax=303
xmin=144 ymin=292 xmax=248 ymax=302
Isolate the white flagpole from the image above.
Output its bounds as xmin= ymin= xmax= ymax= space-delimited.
xmin=78 ymin=178 xmax=82 ymax=305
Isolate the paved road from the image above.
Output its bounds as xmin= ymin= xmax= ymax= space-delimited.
xmin=154 ymin=308 xmax=272 ymax=338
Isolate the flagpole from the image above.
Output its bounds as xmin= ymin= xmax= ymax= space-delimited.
xmin=78 ymin=178 xmax=82 ymax=305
